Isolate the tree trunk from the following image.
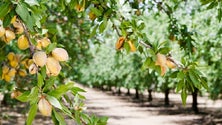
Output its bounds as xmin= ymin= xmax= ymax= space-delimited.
xmin=192 ymin=88 xmax=199 ymax=113
xmin=126 ymin=88 xmax=130 ymax=96
xmin=148 ymin=89 xmax=152 ymax=102
xmin=1 ymin=95 xmax=7 ymax=106
xmin=108 ymin=86 xmax=112 ymax=91
xmin=117 ymin=87 xmax=121 ymax=95
xmin=164 ymin=88 xmax=170 ymax=106
xmin=135 ymin=88 xmax=139 ymax=99
xmin=1 ymin=94 xmax=11 ymax=106
xmin=101 ymin=85 xmax=105 ymax=91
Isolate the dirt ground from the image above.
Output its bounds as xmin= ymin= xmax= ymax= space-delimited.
xmin=81 ymin=85 xmax=222 ymax=125
xmin=1 ymin=84 xmax=222 ymax=125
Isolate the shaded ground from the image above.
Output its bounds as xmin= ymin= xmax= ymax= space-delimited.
xmin=1 ymin=84 xmax=222 ymax=125
xmin=80 ymin=84 xmax=222 ymax=125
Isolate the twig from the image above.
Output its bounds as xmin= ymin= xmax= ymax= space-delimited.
xmin=19 ymin=20 xmax=35 ymax=55
xmin=113 ymin=25 xmax=121 ymax=36
xmin=167 ymin=56 xmax=184 ymax=69
xmin=80 ymin=117 xmax=87 ymax=125
xmin=0 ymin=44 xmax=6 ymax=50
xmin=139 ymin=41 xmax=152 ymax=48
xmin=153 ymin=0 xmax=171 ymax=18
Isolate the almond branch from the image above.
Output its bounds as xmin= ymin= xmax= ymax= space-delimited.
xmin=139 ymin=40 xmax=184 ymax=69
xmin=139 ymin=41 xmax=152 ymax=48
xmin=113 ymin=25 xmax=121 ymax=36
xmin=19 ymin=20 xmax=35 ymax=55
xmin=166 ymin=56 xmax=184 ymax=69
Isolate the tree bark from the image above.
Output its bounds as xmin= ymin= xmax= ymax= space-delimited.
xmin=101 ymin=85 xmax=105 ymax=91
xmin=148 ymin=89 xmax=152 ymax=102
xmin=117 ymin=87 xmax=121 ymax=95
xmin=1 ymin=94 xmax=11 ymax=106
xmin=126 ymin=88 xmax=130 ymax=96
xmin=135 ymin=88 xmax=139 ymax=99
xmin=108 ymin=85 xmax=112 ymax=91
xmin=1 ymin=95 xmax=7 ymax=106
xmin=192 ymin=88 xmax=199 ymax=113
xmin=164 ymin=88 xmax=170 ymax=106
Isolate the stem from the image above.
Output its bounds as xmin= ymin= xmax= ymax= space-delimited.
xmin=80 ymin=117 xmax=87 ymax=125
xmin=139 ymin=41 xmax=151 ymax=48
xmin=153 ymin=0 xmax=172 ymax=18
xmin=166 ymin=56 xmax=184 ymax=69
xmin=0 ymin=44 xmax=6 ymax=50
xmin=19 ymin=20 xmax=35 ymax=55
xmin=113 ymin=25 xmax=121 ymax=36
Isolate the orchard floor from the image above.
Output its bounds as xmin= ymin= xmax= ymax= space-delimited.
xmin=1 ymin=84 xmax=222 ymax=125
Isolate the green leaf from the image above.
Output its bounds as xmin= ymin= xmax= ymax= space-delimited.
xmin=138 ymin=46 xmax=143 ymax=53
xmin=29 ymin=87 xmax=39 ymax=104
xmin=185 ymin=77 xmax=194 ymax=92
xmin=80 ymin=113 xmax=90 ymax=124
xmin=169 ymin=71 xmax=178 ymax=78
xmin=71 ymin=86 xmax=86 ymax=93
xmin=75 ymin=111 xmax=81 ymax=124
xmin=188 ymin=70 xmax=201 ymax=89
xmin=181 ymin=89 xmax=187 ymax=106
xmin=176 ymin=80 xmax=184 ymax=93
xmin=207 ymin=1 xmax=217 ymax=10
xmin=90 ymin=25 xmax=98 ymax=38
xmin=124 ymin=42 xmax=130 ymax=53
xmin=148 ymin=49 xmax=155 ymax=57
xmin=71 ymin=87 xmax=86 ymax=99
xmin=158 ymin=47 xmax=171 ymax=54
xmin=218 ymin=8 xmax=222 ymax=22
xmin=16 ymin=87 xmax=39 ymax=103
xmin=15 ymin=3 xmax=35 ymax=31
xmin=97 ymin=116 xmax=108 ymax=125
xmin=52 ymin=109 xmax=66 ymax=125
xmin=46 ymin=23 xmax=57 ymax=34
xmin=177 ymin=71 xmax=184 ymax=80
xmin=165 ymin=3 xmax=172 ymax=15
xmin=26 ymin=103 xmax=38 ymax=125
xmin=181 ymin=57 xmax=186 ymax=65
xmin=43 ymin=76 xmax=56 ymax=91
xmin=99 ymin=17 xmax=107 ymax=33
xmin=61 ymin=103 xmax=74 ymax=119
xmin=51 ymin=112 xmax=60 ymax=125
xmin=37 ymin=73 xmax=44 ymax=88
xmin=3 ymin=12 xmax=15 ymax=27
xmin=0 ymin=2 xmax=11 ymax=19
xmin=41 ymin=66 xmax=47 ymax=80
xmin=138 ymin=22 xmax=145 ymax=30
xmin=59 ymin=0 xmax=66 ymax=11
xmin=200 ymin=0 xmax=212 ymax=5
xmin=46 ymin=42 xmax=57 ymax=54
xmin=16 ymin=91 xmax=30 ymax=102
xmin=143 ymin=57 xmax=151 ymax=68
xmin=46 ymin=95 xmax=62 ymax=109
xmin=15 ymin=3 xmax=29 ymax=22
xmin=201 ymin=78 xmax=209 ymax=90
xmin=48 ymin=82 xmax=74 ymax=98
xmin=90 ymin=7 xmax=102 ymax=17
xmin=24 ymin=0 xmax=39 ymax=6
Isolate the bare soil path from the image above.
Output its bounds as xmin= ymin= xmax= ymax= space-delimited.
xmin=1 ymin=84 xmax=222 ymax=125
xmin=79 ymin=84 xmax=222 ymax=125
